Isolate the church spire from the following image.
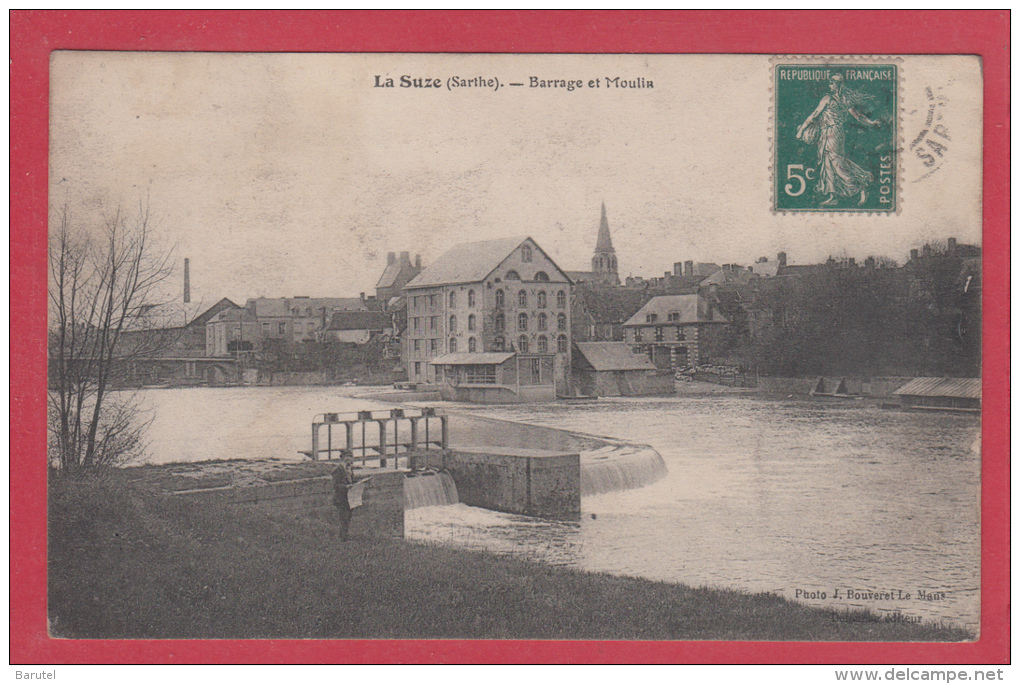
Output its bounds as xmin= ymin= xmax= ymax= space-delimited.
xmin=595 ymin=201 xmax=614 ymax=253
xmin=591 ymin=201 xmax=619 ymax=285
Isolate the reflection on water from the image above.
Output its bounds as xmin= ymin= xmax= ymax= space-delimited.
xmin=134 ymin=388 xmax=980 ymax=632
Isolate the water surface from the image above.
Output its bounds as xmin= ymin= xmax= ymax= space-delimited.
xmin=135 ymin=388 xmax=981 ymax=632
xmin=411 ymin=396 xmax=981 ymax=633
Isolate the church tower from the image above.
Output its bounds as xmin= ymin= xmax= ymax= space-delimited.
xmin=591 ymin=202 xmax=620 ymax=285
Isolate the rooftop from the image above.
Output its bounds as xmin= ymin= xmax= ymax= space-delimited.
xmin=249 ymin=297 xmax=369 ymax=317
xmin=575 ymin=287 xmax=647 ymax=324
xmin=429 ymin=352 xmax=516 ymax=365
xmin=405 ymin=236 xmax=532 ymax=289
xmin=123 ymin=297 xmax=238 ymax=332
xmin=376 ymin=252 xmax=416 ymax=290
xmin=574 ymin=342 xmax=657 ymax=372
xmin=623 ymin=294 xmax=729 ymax=327
xmin=893 ymin=377 xmax=981 ymax=400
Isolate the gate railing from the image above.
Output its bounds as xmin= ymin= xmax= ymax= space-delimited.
xmin=303 ymin=407 xmax=448 ymax=467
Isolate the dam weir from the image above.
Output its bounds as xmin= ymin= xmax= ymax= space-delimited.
xmin=395 ymin=410 xmax=668 ymax=513
xmin=297 ymin=405 xmax=667 ymax=520
xmin=302 ymin=406 xmax=668 ymax=515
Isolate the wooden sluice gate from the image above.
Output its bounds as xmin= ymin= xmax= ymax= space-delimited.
xmin=303 ymin=406 xmax=448 ymax=468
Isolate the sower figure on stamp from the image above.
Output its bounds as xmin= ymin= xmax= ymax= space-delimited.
xmin=332 ymin=451 xmax=357 ymax=541
xmin=796 ymin=73 xmax=883 ymax=207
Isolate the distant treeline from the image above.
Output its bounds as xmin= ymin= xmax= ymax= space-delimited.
xmin=719 ymin=251 xmax=980 ymax=378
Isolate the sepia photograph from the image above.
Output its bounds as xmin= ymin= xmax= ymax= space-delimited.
xmin=43 ymin=50 xmax=984 ymax=641
xmin=11 ymin=11 xmax=1009 ymax=667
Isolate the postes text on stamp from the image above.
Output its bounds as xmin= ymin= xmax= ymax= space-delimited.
xmin=774 ymin=63 xmax=897 ymax=213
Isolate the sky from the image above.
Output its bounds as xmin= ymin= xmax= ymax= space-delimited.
xmin=49 ymin=53 xmax=983 ymax=306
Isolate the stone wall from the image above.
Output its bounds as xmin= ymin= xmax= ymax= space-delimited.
xmin=417 ymin=447 xmax=580 ymax=520
xmin=172 ymin=468 xmax=405 ymax=539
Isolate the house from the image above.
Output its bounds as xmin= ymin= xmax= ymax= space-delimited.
xmin=698 ymin=264 xmax=757 ymax=288
xmin=749 ymin=252 xmax=788 ymax=278
xmin=571 ymin=342 xmax=671 ymax=397
xmin=376 ymin=251 xmax=423 ymax=302
xmin=571 ymin=285 xmax=647 ymax=343
xmin=246 ymin=296 xmax=370 ymax=344
xmin=893 ymin=377 xmax=981 ymax=412
xmin=322 ymin=310 xmax=392 ymax=344
xmin=205 ymin=305 xmax=258 ymax=357
xmin=403 ymin=235 xmax=572 ymax=403
xmin=113 ymin=297 xmax=242 ymax=385
xmin=623 ymin=294 xmax=729 ymax=370
xmin=120 ymin=296 xmax=238 ymax=356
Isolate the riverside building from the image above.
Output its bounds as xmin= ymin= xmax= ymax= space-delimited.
xmin=402 ymin=236 xmax=572 ymax=403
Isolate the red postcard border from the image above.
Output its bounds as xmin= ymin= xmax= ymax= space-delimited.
xmin=10 ymin=10 xmax=1010 ymax=665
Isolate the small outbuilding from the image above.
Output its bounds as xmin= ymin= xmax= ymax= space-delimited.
xmin=430 ymin=351 xmax=559 ymax=403
xmin=572 ymin=342 xmax=672 ymax=397
xmin=324 ymin=310 xmax=392 ymax=345
xmin=893 ymin=377 xmax=981 ymax=412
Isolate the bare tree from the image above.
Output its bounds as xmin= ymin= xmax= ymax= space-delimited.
xmin=48 ymin=199 xmax=178 ymax=473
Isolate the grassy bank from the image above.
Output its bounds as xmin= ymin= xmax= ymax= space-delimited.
xmin=48 ymin=472 xmax=972 ymax=641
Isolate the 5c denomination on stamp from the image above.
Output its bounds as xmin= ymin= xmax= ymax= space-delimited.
xmin=774 ymin=62 xmax=898 ymax=213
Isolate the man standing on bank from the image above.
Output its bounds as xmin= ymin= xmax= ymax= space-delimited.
xmin=332 ymin=452 xmax=357 ymax=541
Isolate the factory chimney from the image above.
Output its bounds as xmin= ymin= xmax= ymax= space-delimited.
xmin=183 ymin=258 xmax=191 ymax=304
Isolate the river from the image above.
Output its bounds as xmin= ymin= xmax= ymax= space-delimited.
xmin=135 ymin=387 xmax=981 ymax=633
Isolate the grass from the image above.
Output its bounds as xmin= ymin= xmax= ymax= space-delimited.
xmin=48 ymin=471 xmax=973 ymax=641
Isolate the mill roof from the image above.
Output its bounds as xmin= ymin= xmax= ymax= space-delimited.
xmin=574 ymin=342 xmax=656 ymax=372
xmin=623 ymin=294 xmax=729 ymax=327
xmin=893 ymin=377 xmax=981 ymax=400
xmin=405 ymin=236 xmax=566 ymax=289
xmin=209 ymin=306 xmax=255 ymax=323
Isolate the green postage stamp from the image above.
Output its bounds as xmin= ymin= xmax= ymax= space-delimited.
xmin=774 ymin=62 xmax=898 ymax=213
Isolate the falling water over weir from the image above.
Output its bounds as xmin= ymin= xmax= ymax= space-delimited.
xmin=580 ymin=445 xmax=668 ymax=497
xmin=403 ymin=471 xmax=460 ymax=509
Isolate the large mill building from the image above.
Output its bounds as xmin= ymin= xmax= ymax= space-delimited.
xmin=402 ymin=236 xmax=572 ymax=403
